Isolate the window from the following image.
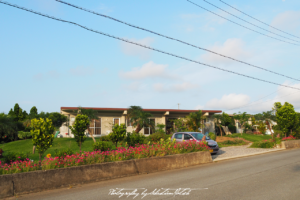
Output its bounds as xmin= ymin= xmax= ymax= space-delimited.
xmin=174 ymin=134 xmax=183 ymax=139
xmin=144 ymin=119 xmax=155 ymax=135
xmin=113 ymin=118 xmax=120 ymax=126
xmin=184 ymin=134 xmax=193 ymax=140
xmin=88 ymin=119 xmax=101 ymax=135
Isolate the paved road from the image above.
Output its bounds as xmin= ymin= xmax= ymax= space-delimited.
xmin=8 ymin=149 xmax=300 ymax=200
xmin=212 ymin=144 xmax=283 ymax=161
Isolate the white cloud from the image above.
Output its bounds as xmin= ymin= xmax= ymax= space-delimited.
xmin=120 ymin=37 xmax=154 ymax=59
xmin=204 ymin=93 xmax=251 ymax=110
xmin=153 ymin=82 xmax=198 ymax=93
xmin=119 ymin=61 xmax=175 ymax=80
xmin=271 ymin=10 xmax=300 ymax=31
xmin=69 ymin=66 xmax=95 ymax=76
xmin=201 ymin=39 xmax=252 ymax=66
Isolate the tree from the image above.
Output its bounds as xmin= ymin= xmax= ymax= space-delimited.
xmin=69 ymin=114 xmax=90 ymax=153
xmin=213 ymin=112 xmax=233 ymax=136
xmin=109 ymin=123 xmax=126 ymax=147
xmin=31 ymin=118 xmax=55 ymax=164
xmin=185 ymin=110 xmax=205 ymax=132
xmin=8 ymin=103 xmax=27 ymax=122
xmin=0 ymin=113 xmax=18 ymax=142
xmin=276 ymin=102 xmax=300 ymax=137
xmin=29 ymin=106 xmax=38 ymax=119
xmin=48 ymin=112 xmax=67 ymax=130
xmin=127 ymin=106 xmax=153 ymax=133
xmin=233 ymin=112 xmax=251 ymax=135
xmin=172 ymin=118 xmax=188 ymax=132
xmin=78 ymin=107 xmax=98 ymax=143
xmin=257 ymin=121 xmax=266 ymax=135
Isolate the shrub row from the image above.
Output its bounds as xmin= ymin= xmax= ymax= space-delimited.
xmin=0 ymin=139 xmax=209 ymax=175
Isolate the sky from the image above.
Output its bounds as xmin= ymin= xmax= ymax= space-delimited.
xmin=1 ymin=0 xmax=300 ymax=114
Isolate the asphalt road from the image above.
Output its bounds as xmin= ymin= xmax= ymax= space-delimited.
xmin=8 ymin=149 xmax=300 ymax=200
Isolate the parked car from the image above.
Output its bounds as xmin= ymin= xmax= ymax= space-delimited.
xmin=171 ymin=132 xmax=219 ymax=154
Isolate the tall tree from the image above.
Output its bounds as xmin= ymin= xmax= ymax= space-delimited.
xmin=78 ymin=107 xmax=98 ymax=143
xmin=69 ymin=114 xmax=90 ymax=153
xmin=127 ymin=106 xmax=153 ymax=133
xmin=275 ymin=102 xmax=300 ymax=137
xmin=186 ymin=110 xmax=205 ymax=132
xmin=29 ymin=106 xmax=38 ymax=119
xmin=233 ymin=112 xmax=251 ymax=135
xmin=213 ymin=112 xmax=233 ymax=136
xmin=0 ymin=113 xmax=18 ymax=142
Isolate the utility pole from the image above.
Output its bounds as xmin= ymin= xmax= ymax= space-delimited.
xmin=178 ymin=103 xmax=180 ymax=110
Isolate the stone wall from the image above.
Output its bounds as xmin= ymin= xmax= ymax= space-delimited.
xmin=0 ymin=151 xmax=212 ymax=198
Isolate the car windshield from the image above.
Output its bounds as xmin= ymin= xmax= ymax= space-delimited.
xmin=191 ymin=133 xmax=204 ymax=140
xmin=191 ymin=133 xmax=211 ymax=140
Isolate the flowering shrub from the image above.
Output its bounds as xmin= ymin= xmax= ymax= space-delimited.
xmin=282 ymin=135 xmax=297 ymax=141
xmin=0 ymin=159 xmax=39 ymax=175
xmin=0 ymin=139 xmax=209 ymax=175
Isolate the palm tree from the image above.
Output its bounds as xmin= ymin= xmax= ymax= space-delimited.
xmin=78 ymin=107 xmax=98 ymax=143
xmin=127 ymin=106 xmax=153 ymax=133
xmin=185 ymin=110 xmax=205 ymax=132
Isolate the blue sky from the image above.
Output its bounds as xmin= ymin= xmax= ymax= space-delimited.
xmin=1 ymin=0 xmax=300 ymax=114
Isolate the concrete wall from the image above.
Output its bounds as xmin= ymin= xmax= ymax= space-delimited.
xmin=0 ymin=151 xmax=212 ymax=198
xmin=280 ymin=140 xmax=300 ymax=149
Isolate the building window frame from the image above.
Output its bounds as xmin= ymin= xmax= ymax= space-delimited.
xmin=144 ymin=118 xmax=155 ymax=135
xmin=89 ymin=118 xmax=101 ymax=136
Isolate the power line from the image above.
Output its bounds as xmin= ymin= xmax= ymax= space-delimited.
xmin=223 ymin=82 xmax=300 ymax=112
xmin=55 ymin=0 xmax=300 ymax=82
xmin=1 ymin=1 xmax=300 ymax=91
xmin=219 ymin=0 xmax=300 ymax=40
xmin=187 ymin=0 xmax=300 ymax=46
xmin=202 ymin=0 xmax=300 ymax=44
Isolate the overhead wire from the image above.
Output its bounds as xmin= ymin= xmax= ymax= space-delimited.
xmin=1 ymin=1 xmax=300 ymax=91
xmin=54 ymin=0 xmax=300 ymax=82
xmin=187 ymin=0 xmax=300 ymax=46
xmin=201 ymin=0 xmax=300 ymax=44
xmin=219 ymin=0 xmax=300 ymax=40
xmin=223 ymin=79 xmax=300 ymax=112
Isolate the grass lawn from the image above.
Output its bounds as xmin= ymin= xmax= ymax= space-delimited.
xmin=1 ymin=138 xmax=115 ymax=161
xmin=225 ymin=133 xmax=272 ymax=142
xmin=218 ymin=139 xmax=248 ymax=148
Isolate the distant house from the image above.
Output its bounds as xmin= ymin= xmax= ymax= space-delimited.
xmin=59 ymin=107 xmax=222 ymax=137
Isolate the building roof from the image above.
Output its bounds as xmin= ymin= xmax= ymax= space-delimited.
xmin=61 ymin=107 xmax=222 ymax=113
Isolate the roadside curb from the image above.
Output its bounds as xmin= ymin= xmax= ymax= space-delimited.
xmin=213 ymin=148 xmax=285 ymax=162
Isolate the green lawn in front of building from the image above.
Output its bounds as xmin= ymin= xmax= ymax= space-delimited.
xmin=225 ymin=133 xmax=272 ymax=142
xmin=0 ymin=138 xmax=112 ymax=161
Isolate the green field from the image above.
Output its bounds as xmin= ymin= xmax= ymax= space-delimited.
xmin=225 ymin=133 xmax=272 ymax=142
xmin=1 ymin=138 xmax=114 ymax=161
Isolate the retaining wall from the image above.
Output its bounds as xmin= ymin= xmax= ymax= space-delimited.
xmin=0 ymin=151 xmax=212 ymax=198
xmin=280 ymin=140 xmax=300 ymax=149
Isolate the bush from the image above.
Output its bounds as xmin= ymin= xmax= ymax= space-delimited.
xmin=250 ymin=140 xmax=275 ymax=148
xmin=99 ymin=134 xmax=111 ymax=142
xmin=18 ymin=131 xmax=32 ymax=140
xmin=93 ymin=141 xmax=114 ymax=151
xmin=208 ymin=132 xmax=216 ymax=141
xmin=228 ymin=124 xmax=236 ymax=133
xmin=2 ymin=152 xmax=28 ymax=164
xmin=147 ymin=132 xmax=170 ymax=143
xmin=124 ymin=132 xmax=146 ymax=147
xmin=54 ymin=148 xmax=74 ymax=158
